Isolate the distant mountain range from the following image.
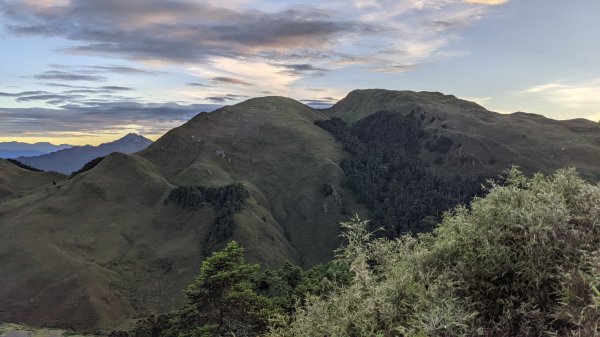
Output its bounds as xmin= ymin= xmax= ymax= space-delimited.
xmin=0 ymin=141 xmax=73 ymax=158
xmin=0 ymin=90 xmax=598 ymax=330
xmin=15 ymin=133 xmax=152 ymax=174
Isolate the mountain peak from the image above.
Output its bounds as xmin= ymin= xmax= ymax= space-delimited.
xmin=329 ymin=89 xmax=486 ymax=123
xmin=121 ymin=133 xmax=145 ymax=139
xmin=15 ymin=134 xmax=153 ymax=174
xmin=114 ymin=133 xmax=152 ymax=144
xmin=233 ymin=96 xmax=310 ymax=110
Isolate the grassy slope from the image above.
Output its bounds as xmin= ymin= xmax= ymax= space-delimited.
xmin=0 ymin=159 xmax=65 ymax=201
xmin=0 ymin=323 xmax=96 ymax=337
xmin=0 ymin=97 xmax=362 ymax=331
xmin=328 ymin=89 xmax=600 ymax=180
xmin=141 ymin=97 xmax=361 ymax=264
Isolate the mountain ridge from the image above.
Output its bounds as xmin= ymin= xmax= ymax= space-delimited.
xmin=0 ymin=141 xmax=73 ymax=159
xmin=0 ymin=89 xmax=598 ymax=331
xmin=329 ymin=89 xmax=600 ymax=179
xmin=16 ymin=133 xmax=153 ymax=174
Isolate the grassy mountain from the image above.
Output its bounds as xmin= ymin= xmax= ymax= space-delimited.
xmin=0 ymin=141 xmax=73 ymax=159
xmin=318 ymin=89 xmax=600 ymax=235
xmin=329 ymin=89 xmax=600 ymax=179
xmin=0 ymin=90 xmax=598 ymax=331
xmin=0 ymin=97 xmax=361 ymax=331
xmin=16 ymin=134 xmax=152 ymax=174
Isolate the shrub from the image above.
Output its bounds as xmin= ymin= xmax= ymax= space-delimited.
xmin=111 ymin=242 xmax=280 ymax=337
xmin=269 ymin=168 xmax=600 ymax=337
xmin=110 ymin=244 xmax=351 ymax=337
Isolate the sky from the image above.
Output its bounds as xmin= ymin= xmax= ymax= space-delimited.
xmin=0 ymin=0 xmax=598 ymax=145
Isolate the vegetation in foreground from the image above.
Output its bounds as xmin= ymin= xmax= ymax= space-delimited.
xmin=271 ymin=168 xmax=600 ymax=337
xmin=109 ymin=243 xmax=350 ymax=337
xmin=114 ymin=168 xmax=600 ymax=337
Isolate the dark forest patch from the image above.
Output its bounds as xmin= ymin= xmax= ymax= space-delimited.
xmin=316 ymin=111 xmax=485 ymax=236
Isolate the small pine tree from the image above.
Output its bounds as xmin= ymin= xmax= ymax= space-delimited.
xmin=179 ymin=241 xmax=279 ymax=337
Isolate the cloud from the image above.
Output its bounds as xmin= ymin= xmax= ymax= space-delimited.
xmin=33 ymin=70 xmax=106 ymax=82
xmin=211 ymin=77 xmax=253 ymax=86
xmin=461 ymin=96 xmax=492 ymax=106
xmin=300 ymin=97 xmax=337 ymax=108
xmin=277 ymin=63 xmax=328 ymax=76
xmin=16 ymin=93 xmax=84 ymax=102
xmin=84 ymin=65 xmax=159 ymax=75
xmin=0 ymin=101 xmax=221 ymax=137
xmin=587 ymin=112 xmax=600 ymax=122
xmin=182 ymin=55 xmax=350 ymax=108
xmin=0 ymin=0 xmax=374 ymax=63
xmin=100 ymin=86 xmax=133 ymax=91
xmin=519 ymin=78 xmax=600 ymax=110
xmin=0 ymin=0 xmax=505 ymax=71
xmin=371 ymin=64 xmax=417 ymax=73
xmin=464 ymin=0 xmax=508 ymax=5
xmin=48 ymin=63 xmax=158 ymax=75
xmin=0 ymin=90 xmax=50 ymax=97
xmin=186 ymin=83 xmax=211 ymax=88
xmin=205 ymin=94 xmax=248 ymax=103
xmin=34 ymin=82 xmax=84 ymax=88
xmin=34 ymin=83 xmax=133 ymax=91
xmin=520 ymin=83 xmax=570 ymax=94
xmin=186 ymin=57 xmax=300 ymax=97
xmin=0 ymin=86 xmax=138 ymax=106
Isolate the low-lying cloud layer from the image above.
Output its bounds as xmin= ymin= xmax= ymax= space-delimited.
xmin=0 ymin=102 xmax=220 ymax=138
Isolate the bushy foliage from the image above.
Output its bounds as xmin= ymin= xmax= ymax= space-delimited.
xmin=269 ymin=168 xmax=600 ymax=337
xmin=111 ymin=243 xmax=351 ymax=337
xmin=316 ymin=112 xmax=484 ymax=236
xmin=111 ymin=242 xmax=279 ymax=337
xmin=179 ymin=241 xmax=279 ymax=337
xmin=167 ymin=183 xmax=249 ymax=212
xmin=255 ymin=261 xmax=352 ymax=313
xmin=167 ymin=183 xmax=250 ymax=247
